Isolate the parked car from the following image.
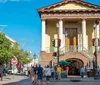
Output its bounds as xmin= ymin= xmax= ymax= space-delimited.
xmin=8 ymin=68 xmax=12 ymax=74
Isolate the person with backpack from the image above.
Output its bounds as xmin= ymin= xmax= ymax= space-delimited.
xmin=45 ymin=65 xmax=51 ymax=85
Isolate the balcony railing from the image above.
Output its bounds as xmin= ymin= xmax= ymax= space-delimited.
xmin=46 ymin=45 xmax=94 ymax=58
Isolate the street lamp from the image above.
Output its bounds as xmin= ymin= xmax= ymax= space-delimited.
xmin=56 ymin=22 xmax=60 ymax=64
xmin=33 ymin=53 xmax=36 ymax=65
xmin=93 ymin=19 xmax=99 ymax=79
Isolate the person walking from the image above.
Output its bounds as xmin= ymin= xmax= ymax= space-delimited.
xmin=65 ymin=65 xmax=69 ymax=78
xmin=0 ymin=63 xmax=3 ymax=81
xmin=86 ymin=66 xmax=90 ymax=78
xmin=97 ymin=66 xmax=100 ymax=77
xmin=37 ymin=64 xmax=43 ymax=85
xmin=57 ymin=65 xmax=62 ymax=80
xmin=33 ymin=65 xmax=38 ymax=84
xmin=51 ymin=66 xmax=55 ymax=80
xmin=45 ymin=65 xmax=51 ymax=85
xmin=80 ymin=66 xmax=85 ymax=79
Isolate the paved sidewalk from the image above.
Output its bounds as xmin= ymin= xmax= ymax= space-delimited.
xmin=0 ymin=74 xmax=29 ymax=85
xmin=1 ymin=75 xmax=100 ymax=85
xmin=50 ymin=76 xmax=100 ymax=82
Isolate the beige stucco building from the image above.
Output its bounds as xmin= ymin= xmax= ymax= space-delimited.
xmin=38 ymin=0 xmax=100 ymax=74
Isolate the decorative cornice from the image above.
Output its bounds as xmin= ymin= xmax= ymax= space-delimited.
xmin=39 ymin=9 xmax=100 ymax=13
xmin=38 ymin=0 xmax=100 ymax=12
xmin=40 ymin=13 xmax=100 ymax=20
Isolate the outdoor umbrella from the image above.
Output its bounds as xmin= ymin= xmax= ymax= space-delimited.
xmin=58 ymin=60 xmax=71 ymax=65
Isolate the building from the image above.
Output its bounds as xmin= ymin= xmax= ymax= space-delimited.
xmin=27 ymin=58 xmax=39 ymax=67
xmin=38 ymin=0 xmax=100 ymax=74
xmin=6 ymin=35 xmax=16 ymax=43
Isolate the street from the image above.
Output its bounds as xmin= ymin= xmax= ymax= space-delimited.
xmin=1 ymin=74 xmax=100 ymax=85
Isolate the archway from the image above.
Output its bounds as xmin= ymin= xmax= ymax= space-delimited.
xmin=66 ymin=58 xmax=84 ymax=75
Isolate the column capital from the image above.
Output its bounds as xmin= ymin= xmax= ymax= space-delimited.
xmin=41 ymin=19 xmax=46 ymax=21
xmin=56 ymin=18 xmax=64 ymax=21
xmin=81 ymin=18 xmax=87 ymax=20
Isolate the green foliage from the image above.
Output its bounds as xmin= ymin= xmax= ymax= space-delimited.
xmin=0 ymin=33 xmax=32 ymax=64
xmin=0 ymin=33 xmax=12 ymax=64
xmin=11 ymin=43 xmax=32 ymax=64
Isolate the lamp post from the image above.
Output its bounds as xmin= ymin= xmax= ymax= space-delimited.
xmin=56 ymin=23 xmax=60 ymax=64
xmin=93 ymin=20 xmax=99 ymax=79
xmin=33 ymin=53 xmax=36 ymax=65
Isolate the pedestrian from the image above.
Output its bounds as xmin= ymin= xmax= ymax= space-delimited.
xmin=99 ymin=67 xmax=100 ymax=77
xmin=51 ymin=66 xmax=55 ymax=80
xmin=86 ymin=66 xmax=90 ymax=78
xmin=0 ymin=63 xmax=3 ymax=81
xmin=34 ymin=64 xmax=38 ymax=75
xmin=45 ymin=65 xmax=51 ymax=85
xmin=80 ymin=66 xmax=85 ymax=79
xmin=37 ymin=64 xmax=43 ymax=85
xmin=57 ymin=65 xmax=62 ymax=80
xmin=31 ymin=74 xmax=35 ymax=84
xmin=17 ymin=63 xmax=21 ymax=73
xmin=97 ymin=66 xmax=100 ymax=77
xmin=65 ymin=65 xmax=69 ymax=78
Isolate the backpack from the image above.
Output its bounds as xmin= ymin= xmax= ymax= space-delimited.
xmin=45 ymin=68 xmax=51 ymax=76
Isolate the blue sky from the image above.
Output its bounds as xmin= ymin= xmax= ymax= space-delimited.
xmin=0 ymin=0 xmax=100 ymax=58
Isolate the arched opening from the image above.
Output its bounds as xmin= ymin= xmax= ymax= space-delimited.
xmin=67 ymin=58 xmax=84 ymax=75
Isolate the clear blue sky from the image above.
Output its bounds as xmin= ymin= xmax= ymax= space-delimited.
xmin=0 ymin=0 xmax=99 ymax=58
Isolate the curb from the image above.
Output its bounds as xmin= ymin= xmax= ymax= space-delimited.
xmin=49 ymin=79 xmax=100 ymax=82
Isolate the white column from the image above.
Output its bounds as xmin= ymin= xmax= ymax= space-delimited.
xmin=99 ymin=21 xmax=100 ymax=38
xmin=41 ymin=20 xmax=46 ymax=51
xmin=59 ymin=20 xmax=64 ymax=48
xmin=96 ymin=22 xmax=100 ymax=38
xmin=82 ymin=19 xmax=87 ymax=49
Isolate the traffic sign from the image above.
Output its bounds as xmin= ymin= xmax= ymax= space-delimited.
xmin=11 ymin=57 xmax=17 ymax=65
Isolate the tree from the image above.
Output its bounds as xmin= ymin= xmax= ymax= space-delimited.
xmin=0 ymin=32 xmax=32 ymax=64
xmin=11 ymin=43 xmax=32 ymax=64
xmin=0 ymin=33 xmax=12 ymax=64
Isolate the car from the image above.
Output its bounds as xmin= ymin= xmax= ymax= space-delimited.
xmin=8 ymin=69 xmax=12 ymax=74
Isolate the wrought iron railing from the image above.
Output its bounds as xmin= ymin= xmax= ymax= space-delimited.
xmin=45 ymin=45 xmax=94 ymax=68
xmin=46 ymin=45 xmax=94 ymax=58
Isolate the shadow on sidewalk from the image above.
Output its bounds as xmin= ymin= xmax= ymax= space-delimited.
xmin=2 ymin=78 xmax=31 ymax=85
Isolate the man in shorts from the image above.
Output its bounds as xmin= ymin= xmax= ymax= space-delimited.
xmin=37 ymin=64 xmax=43 ymax=84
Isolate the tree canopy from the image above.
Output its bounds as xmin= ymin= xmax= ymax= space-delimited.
xmin=0 ymin=33 xmax=32 ymax=64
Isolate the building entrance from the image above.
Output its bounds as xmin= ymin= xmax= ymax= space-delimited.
xmin=65 ymin=28 xmax=77 ymax=51
xmin=67 ymin=58 xmax=84 ymax=75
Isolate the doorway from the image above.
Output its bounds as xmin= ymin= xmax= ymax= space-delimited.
xmin=67 ymin=58 xmax=84 ymax=75
xmin=65 ymin=28 xmax=77 ymax=51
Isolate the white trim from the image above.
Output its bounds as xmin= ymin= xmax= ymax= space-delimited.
xmin=6 ymin=35 xmax=16 ymax=43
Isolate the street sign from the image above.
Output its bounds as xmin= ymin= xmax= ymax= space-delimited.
xmin=11 ymin=57 xmax=17 ymax=65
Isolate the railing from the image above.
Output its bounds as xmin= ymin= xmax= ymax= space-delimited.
xmin=46 ymin=45 xmax=94 ymax=58
xmin=45 ymin=45 xmax=94 ymax=68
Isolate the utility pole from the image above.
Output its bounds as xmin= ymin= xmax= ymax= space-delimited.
xmin=57 ymin=41 xmax=60 ymax=64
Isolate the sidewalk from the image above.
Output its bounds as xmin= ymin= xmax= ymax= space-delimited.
xmin=49 ymin=76 xmax=100 ymax=82
xmin=0 ymin=74 xmax=29 ymax=85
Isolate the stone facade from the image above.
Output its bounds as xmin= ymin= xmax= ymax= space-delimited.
xmin=38 ymin=0 xmax=100 ymax=68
